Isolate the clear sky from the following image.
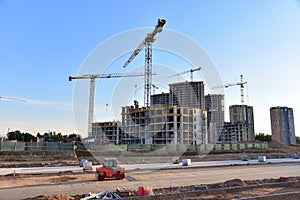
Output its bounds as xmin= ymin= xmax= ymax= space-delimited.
xmin=0 ymin=0 xmax=300 ymax=137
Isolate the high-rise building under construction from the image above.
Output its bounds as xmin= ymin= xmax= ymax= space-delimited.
xmin=270 ymin=106 xmax=296 ymax=145
xmin=220 ymin=105 xmax=255 ymax=143
xmin=169 ymin=81 xmax=205 ymax=109
xmin=205 ymin=94 xmax=225 ymax=144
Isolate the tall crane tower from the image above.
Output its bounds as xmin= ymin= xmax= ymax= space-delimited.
xmin=167 ymin=66 xmax=202 ymax=82
xmin=69 ymin=73 xmax=144 ymax=138
xmin=212 ymin=74 xmax=247 ymax=104
xmin=0 ymin=96 xmax=27 ymax=103
xmin=123 ymin=19 xmax=166 ymax=108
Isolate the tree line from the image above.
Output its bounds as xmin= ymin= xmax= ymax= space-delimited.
xmin=6 ymin=130 xmax=81 ymax=143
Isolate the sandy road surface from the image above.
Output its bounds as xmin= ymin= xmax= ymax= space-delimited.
xmin=0 ymin=163 xmax=300 ymax=200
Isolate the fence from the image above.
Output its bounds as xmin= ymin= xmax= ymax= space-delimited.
xmin=86 ymin=143 xmax=268 ymax=154
xmin=0 ymin=142 xmax=75 ymax=151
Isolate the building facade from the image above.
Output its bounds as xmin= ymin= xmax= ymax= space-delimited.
xmin=169 ymin=81 xmax=205 ymax=110
xmin=205 ymin=94 xmax=225 ymax=144
xmin=229 ymin=105 xmax=255 ymax=141
xmin=150 ymin=92 xmax=169 ymax=107
xmin=121 ymin=101 xmax=207 ymax=145
xmin=220 ymin=105 xmax=255 ymax=143
xmin=220 ymin=122 xmax=252 ymax=143
xmin=91 ymin=121 xmax=123 ymax=145
xmin=270 ymin=106 xmax=296 ymax=145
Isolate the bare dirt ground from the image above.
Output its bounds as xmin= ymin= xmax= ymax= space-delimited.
xmin=8 ymin=175 xmax=300 ymax=200
xmin=1 ymin=163 xmax=300 ymax=200
xmin=1 ymin=141 xmax=300 ymax=199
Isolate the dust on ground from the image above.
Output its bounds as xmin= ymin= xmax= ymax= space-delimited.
xmin=22 ymin=176 xmax=300 ymax=200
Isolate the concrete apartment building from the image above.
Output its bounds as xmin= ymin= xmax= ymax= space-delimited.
xmin=205 ymin=94 xmax=225 ymax=144
xmin=121 ymin=103 xmax=206 ymax=145
xmin=120 ymin=81 xmax=207 ymax=145
xmin=270 ymin=106 xmax=296 ymax=145
xmin=169 ymin=81 xmax=205 ymax=109
xmin=150 ymin=92 xmax=169 ymax=107
xmin=220 ymin=105 xmax=255 ymax=143
xmin=91 ymin=121 xmax=122 ymax=145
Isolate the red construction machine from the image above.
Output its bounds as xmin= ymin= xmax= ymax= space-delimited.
xmin=95 ymin=158 xmax=125 ymax=181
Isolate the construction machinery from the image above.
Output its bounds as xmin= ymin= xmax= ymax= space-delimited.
xmin=212 ymin=74 xmax=247 ymax=104
xmin=167 ymin=66 xmax=202 ymax=82
xmin=0 ymin=96 xmax=27 ymax=103
xmin=123 ymin=19 xmax=166 ymax=108
xmin=95 ymin=158 xmax=125 ymax=181
xmin=69 ymin=73 xmax=144 ymax=138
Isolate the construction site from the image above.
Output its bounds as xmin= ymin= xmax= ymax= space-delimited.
xmin=1 ymin=15 xmax=300 ymax=200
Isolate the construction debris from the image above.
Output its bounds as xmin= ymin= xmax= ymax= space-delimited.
xmin=80 ymin=190 xmax=121 ymax=200
xmin=80 ymin=188 xmax=135 ymax=200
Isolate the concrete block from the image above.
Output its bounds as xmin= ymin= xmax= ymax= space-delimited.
xmin=83 ymin=161 xmax=93 ymax=170
xmin=258 ymin=156 xmax=266 ymax=162
xmin=80 ymin=159 xmax=87 ymax=167
xmin=242 ymin=155 xmax=249 ymax=161
xmin=172 ymin=157 xmax=179 ymax=164
xmin=292 ymin=154 xmax=299 ymax=159
xmin=182 ymin=159 xmax=191 ymax=166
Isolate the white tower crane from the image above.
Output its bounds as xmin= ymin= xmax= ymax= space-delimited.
xmin=0 ymin=96 xmax=27 ymax=102
xmin=69 ymin=73 xmax=144 ymax=138
xmin=212 ymin=74 xmax=247 ymax=104
xmin=167 ymin=66 xmax=202 ymax=82
xmin=123 ymin=19 xmax=166 ymax=108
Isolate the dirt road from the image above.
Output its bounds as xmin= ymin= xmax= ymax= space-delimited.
xmin=1 ymin=163 xmax=300 ymax=199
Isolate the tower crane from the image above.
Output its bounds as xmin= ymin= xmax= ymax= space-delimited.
xmin=212 ymin=74 xmax=247 ymax=104
xmin=0 ymin=96 xmax=27 ymax=103
xmin=69 ymin=72 xmax=144 ymax=138
xmin=123 ymin=19 xmax=166 ymax=108
xmin=167 ymin=66 xmax=202 ymax=82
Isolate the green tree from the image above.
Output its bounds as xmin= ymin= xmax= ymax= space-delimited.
xmin=7 ymin=130 xmax=35 ymax=142
xmin=68 ymin=133 xmax=82 ymax=141
xmin=255 ymin=133 xmax=272 ymax=142
xmin=296 ymin=136 xmax=300 ymax=144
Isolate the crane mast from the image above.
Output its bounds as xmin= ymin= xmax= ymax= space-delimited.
xmin=69 ymin=72 xmax=144 ymax=138
xmin=123 ymin=19 xmax=166 ymax=108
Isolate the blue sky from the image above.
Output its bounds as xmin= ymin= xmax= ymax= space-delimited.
xmin=0 ymin=0 xmax=300 ymax=137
